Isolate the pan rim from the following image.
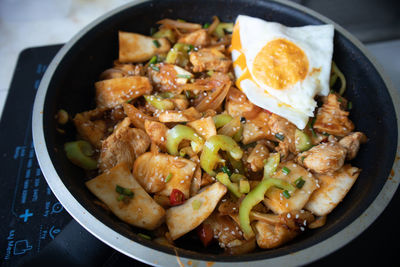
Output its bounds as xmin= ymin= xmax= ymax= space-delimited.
xmin=32 ymin=0 xmax=400 ymax=266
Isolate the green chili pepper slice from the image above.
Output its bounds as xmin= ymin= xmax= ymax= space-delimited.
xmin=214 ymin=22 xmax=234 ymax=38
xmin=213 ymin=114 xmax=233 ymax=128
xmin=64 ymin=140 xmax=97 ymax=170
xmin=166 ymin=125 xmax=204 ymax=156
xmin=216 ymin=172 xmax=242 ymax=198
xmin=144 ymin=95 xmax=174 ymax=110
xmin=263 ymin=153 xmax=280 ymax=178
xmin=239 ymin=178 xmax=295 ymax=238
xmin=165 ymin=43 xmax=192 ymax=67
xmin=200 ymin=135 xmax=243 ymax=176
xmin=152 ymin=28 xmax=176 ymax=43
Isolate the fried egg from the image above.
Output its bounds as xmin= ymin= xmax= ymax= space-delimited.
xmin=231 ymin=15 xmax=334 ymax=129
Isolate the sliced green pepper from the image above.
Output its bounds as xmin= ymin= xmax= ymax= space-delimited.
xmin=239 ymin=178 xmax=295 ymax=238
xmin=216 ymin=172 xmax=242 ymax=198
xmin=64 ymin=140 xmax=97 ymax=170
xmin=165 ymin=43 xmax=192 ymax=67
xmin=166 ymin=125 xmax=204 ymax=156
xmin=144 ymin=95 xmax=174 ymax=110
xmin=152 ymin=28 xmax=176 ymax=43
xmin=263 ymin=153 xmax=280 ymax=178
xmin=227 ymin=153 xmax=245 ymax=175
xmin=232 ymin=123 xmax=243 ymax=142
xmin=200 ymin=135 xmax=243 ymax=176
xmin=239 ymin=179 xmax=250 ymax=194
xmin=213 ymin=114 xmax=233 ymax=128
xmin=213 ymin=22 xmax=234 ymax=38
xmin=295 ymin=129 xmax=312 ymax=152
xmin=230 ymin=173 xmax=246 ymax=183
xmin=239 ymin=154 xmax=296 ymax=238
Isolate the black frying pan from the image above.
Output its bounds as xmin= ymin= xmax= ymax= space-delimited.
xmin=32 ymin=0 xmax=400 ymax=265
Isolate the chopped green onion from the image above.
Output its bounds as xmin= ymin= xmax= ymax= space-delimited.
xmin=150 ymin=65 xmax=160 ymax=72
xmin=221 ymin=166 xmax=232 ymax=177
xmin=322 ymin=132 xmax=330 ymax=136
xmin=116 ymin=195 xmax=124 ymax=201
xmin=176 ymin=74 xmax=191 ymax=79
xmin=203 ymin=23 xmax=210 ymax=29
xmin=150 ymin=27 xmax=157 ymax=35
xmin=275 ymin=133 xmax=285 ymax=141
xmin=337 ymin=97 xmax=343 ymax=103
xmin=282 ymin=190 xmax=291 ymax=199
xmin=300 ymin=156 xmax=305 ymax=163
xmin=348 ymin=101 xmax=353 ymax=110
xmin=152 ymin=39 xmax=161 ymax=48
xmin=188 ymin=44 xmax=194 ymax=51
xmin=165 ymin=173 xmax=173 ymax=183
xmin=149 ymin=55 xmax=157 ymax=65
xmin=115 ymin=185 xmax=134 ymax=197
xmin=294 ymin=177 xmax=306 ymax=189
xmin=207 ymin=70 xmax=214 ymax=76
xmin=137 ymin=233 xmax=151 ymax=240
xmin=282 ymin=167 xmax=291 ymax=175
xmin=309 ymin=117 xmax=317 ymax=138
xmin=192 ymin=199 xmax=202 ymax=210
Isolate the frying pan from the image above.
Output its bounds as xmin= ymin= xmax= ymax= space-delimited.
xmin=32 ymin=0 xmax=400 ymax=265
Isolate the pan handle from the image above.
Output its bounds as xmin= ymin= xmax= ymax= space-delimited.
xmin=18 ymin=219 xmax=113 ymax=267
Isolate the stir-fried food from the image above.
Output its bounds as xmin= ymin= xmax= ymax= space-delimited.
xmin=61 ymin=16 xmax=367 ymax=254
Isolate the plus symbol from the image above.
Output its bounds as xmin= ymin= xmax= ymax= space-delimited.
xmin=19 ymin=209 xmax=33 ymax=222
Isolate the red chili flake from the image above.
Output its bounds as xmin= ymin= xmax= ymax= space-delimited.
xmin=170 ymin=189 xmax=185 ymax=206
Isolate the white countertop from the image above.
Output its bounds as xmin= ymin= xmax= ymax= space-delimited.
xmin=0 ymin=0 xmax=399 ymax=118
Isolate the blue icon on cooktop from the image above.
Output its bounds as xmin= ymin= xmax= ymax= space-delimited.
xmin=14 ymin=239 xmax=32 ymax=255
xmin=19 ymin=209 xmax=33 ymax=222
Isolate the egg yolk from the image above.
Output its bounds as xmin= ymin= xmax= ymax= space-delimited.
xmin=253 ymin=38 xmax=309 ymax=90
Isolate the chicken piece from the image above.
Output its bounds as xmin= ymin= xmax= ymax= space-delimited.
xmin=264 ymin=161 xmax=318 ymax=214
xmin=187 ymin=116 xmax=217 ymax=139
xmin=242 ymin=111 xmax=274 ymax=145
xmin=85 ymin=163 xmax=165 ymax=230
xmin=158 ymin=107 xmax=201 ymax=123
xmin=178 ymin=29 xmax=211 ymax=46
xmin=225 ymin=87 xmax=260 ymax=120
xmin=268 ymin=113 xmax=297 ymax=153
xmin=339 ymin=132 xmax=367 ymax=160
xmin=73 ymin=107 xmax=108 ymax=148
xmin=306 ymin=165 xmax=361 ymax=216
xmin=99 ymin=63 xmax=144 ymax=80
xmin=190 ymin=159 xmax=202 ymax=196
xmin=149 ymin=63 xmax=193 ymax=93
xmin=95 ymin=76 xmax=152 ymax=109
xmin=119 ymin=31 xmax=170 ymax=63
xmin=251 ymin=210 xmax=315 ymax=230
xmin=297 ymin=141 xmax=347 ymax=174
xmin=166 ymin=182 xmax=227 ymax=240
xmin=144 ymin=120 xmax=168 ymax=150
xmin=254 ymin=220 xmax=298 ymax=249
xmin=132 ymin=152 xmax=196 ymax=198
xmin=246 ymin=143 xmax=270 ymax=172
xmin=190 ymin=48 xmax=232 ymax=73
xmin=204 ymin=213 xmax=244 ymax=249
xmin=99 ymin=118 xmax=150 ymax=172
xmin=170 ymin=95 xmax=189 ymax=110
xmin=313 ymin=93 xmax=354 ymax=137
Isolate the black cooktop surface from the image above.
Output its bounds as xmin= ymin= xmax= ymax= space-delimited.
xmin=0 ymin=45 xmax=399 ymax=267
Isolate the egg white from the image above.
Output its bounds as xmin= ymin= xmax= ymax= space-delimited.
xmin=231 ymin=15 xmax=334 ymax=129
